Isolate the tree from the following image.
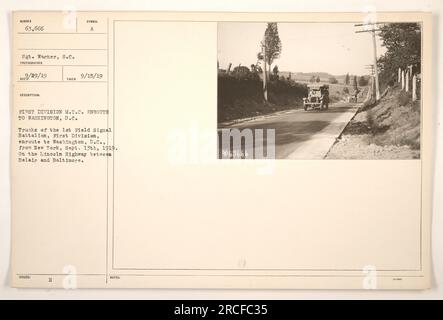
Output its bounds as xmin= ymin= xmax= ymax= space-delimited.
xmin=250 ymin=63 xmax=262 ymax=77
xmin=263 ymin=23 xmax=282 ymax=79
xmin=227 ymin=63 xmax=232 ymax=73
xmin=232 ymin=65 xmax=250 ymax=74
xmin=345 ymin=73 xmax=350 ymax=85
xmin=329 ymin=76 xmax=338 ymax=84
xmin=310 ymin=75 xmax=316 ymax=83
xmin=232 ymin=65 xmax=251 ymax=79
xmin=256 ymin=52 xmax=264 ymax=69
xmin=378 ymin=23 xmax=421 ymax=69
xmin=377 ymin=23 xmax=421 ymax=82
xmin=256 ymin=52 xmax=264 ymax=62
xmin=353 ymin=75 xmax=358 ymax=90
xmin=270 ymin=65 xmax=280 ymax=80
xmin=272 ymin=65 xmax=279 ymax=76
xmin=316 ymin=76 xmax=321 ymax=83
xmin=358 ymin=76 xmax=369 ymax=86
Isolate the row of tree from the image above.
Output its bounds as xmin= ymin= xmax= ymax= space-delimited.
xmin=343 ymin=73 xmax=368 ymax=86
xmin=221 ymin=65 xmax=369 ymax=89
xmin=377 ymin=23 xmax=421 ymax=87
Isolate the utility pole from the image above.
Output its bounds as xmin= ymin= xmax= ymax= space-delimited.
xmin=365 ymin=64 xmax=375 ymax=98
xmin=261 ymin=36 xmax=268 ymax=101
xmin=371 ymin=28 xmax=380 ymax=100
xmin=355 ymin=23 xmax=381 ymax=101
xmin=365 ymin=64 xmax=375 ymax=77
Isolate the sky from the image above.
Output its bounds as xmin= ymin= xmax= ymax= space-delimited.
xmin=217 ymin=22 xmax=387 ymax=76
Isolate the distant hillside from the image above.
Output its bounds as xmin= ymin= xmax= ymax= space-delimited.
xmin=279 ymin=71 xmax=362 ymax=84
xmin=295 ymin=72 xmax=334 ymax=78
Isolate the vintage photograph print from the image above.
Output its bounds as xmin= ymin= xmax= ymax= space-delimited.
xmin=217 ymin=22 xmax=422 ymax=159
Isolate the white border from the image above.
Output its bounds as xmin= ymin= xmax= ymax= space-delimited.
xmin=1 ymin=0 xmax=442 ymax=299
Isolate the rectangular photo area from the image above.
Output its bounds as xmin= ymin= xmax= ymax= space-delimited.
xmin=217 ymin=22 xmax=422 ymax=160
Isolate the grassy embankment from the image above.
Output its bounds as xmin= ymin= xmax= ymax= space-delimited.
xmin=327 ymin=84 xmax=420 ymax=159
xmin=217 ymin=73 xmax=308 ymax=123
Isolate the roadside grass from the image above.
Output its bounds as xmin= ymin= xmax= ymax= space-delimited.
xmin=217 ymin=74 xmax=308 ymax=123
xmin=340 ymin=85 xmax=421 ymax=151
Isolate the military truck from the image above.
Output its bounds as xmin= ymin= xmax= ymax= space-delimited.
xmin=303 ymin=84 xmax=329 ymax=111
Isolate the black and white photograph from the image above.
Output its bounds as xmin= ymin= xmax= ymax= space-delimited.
xmin=217 ymin=22 xmax=422 ymax=159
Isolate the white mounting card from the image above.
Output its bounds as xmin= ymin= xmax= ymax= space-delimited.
xmin=11 ymin=11 xmax=432 ymax=289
